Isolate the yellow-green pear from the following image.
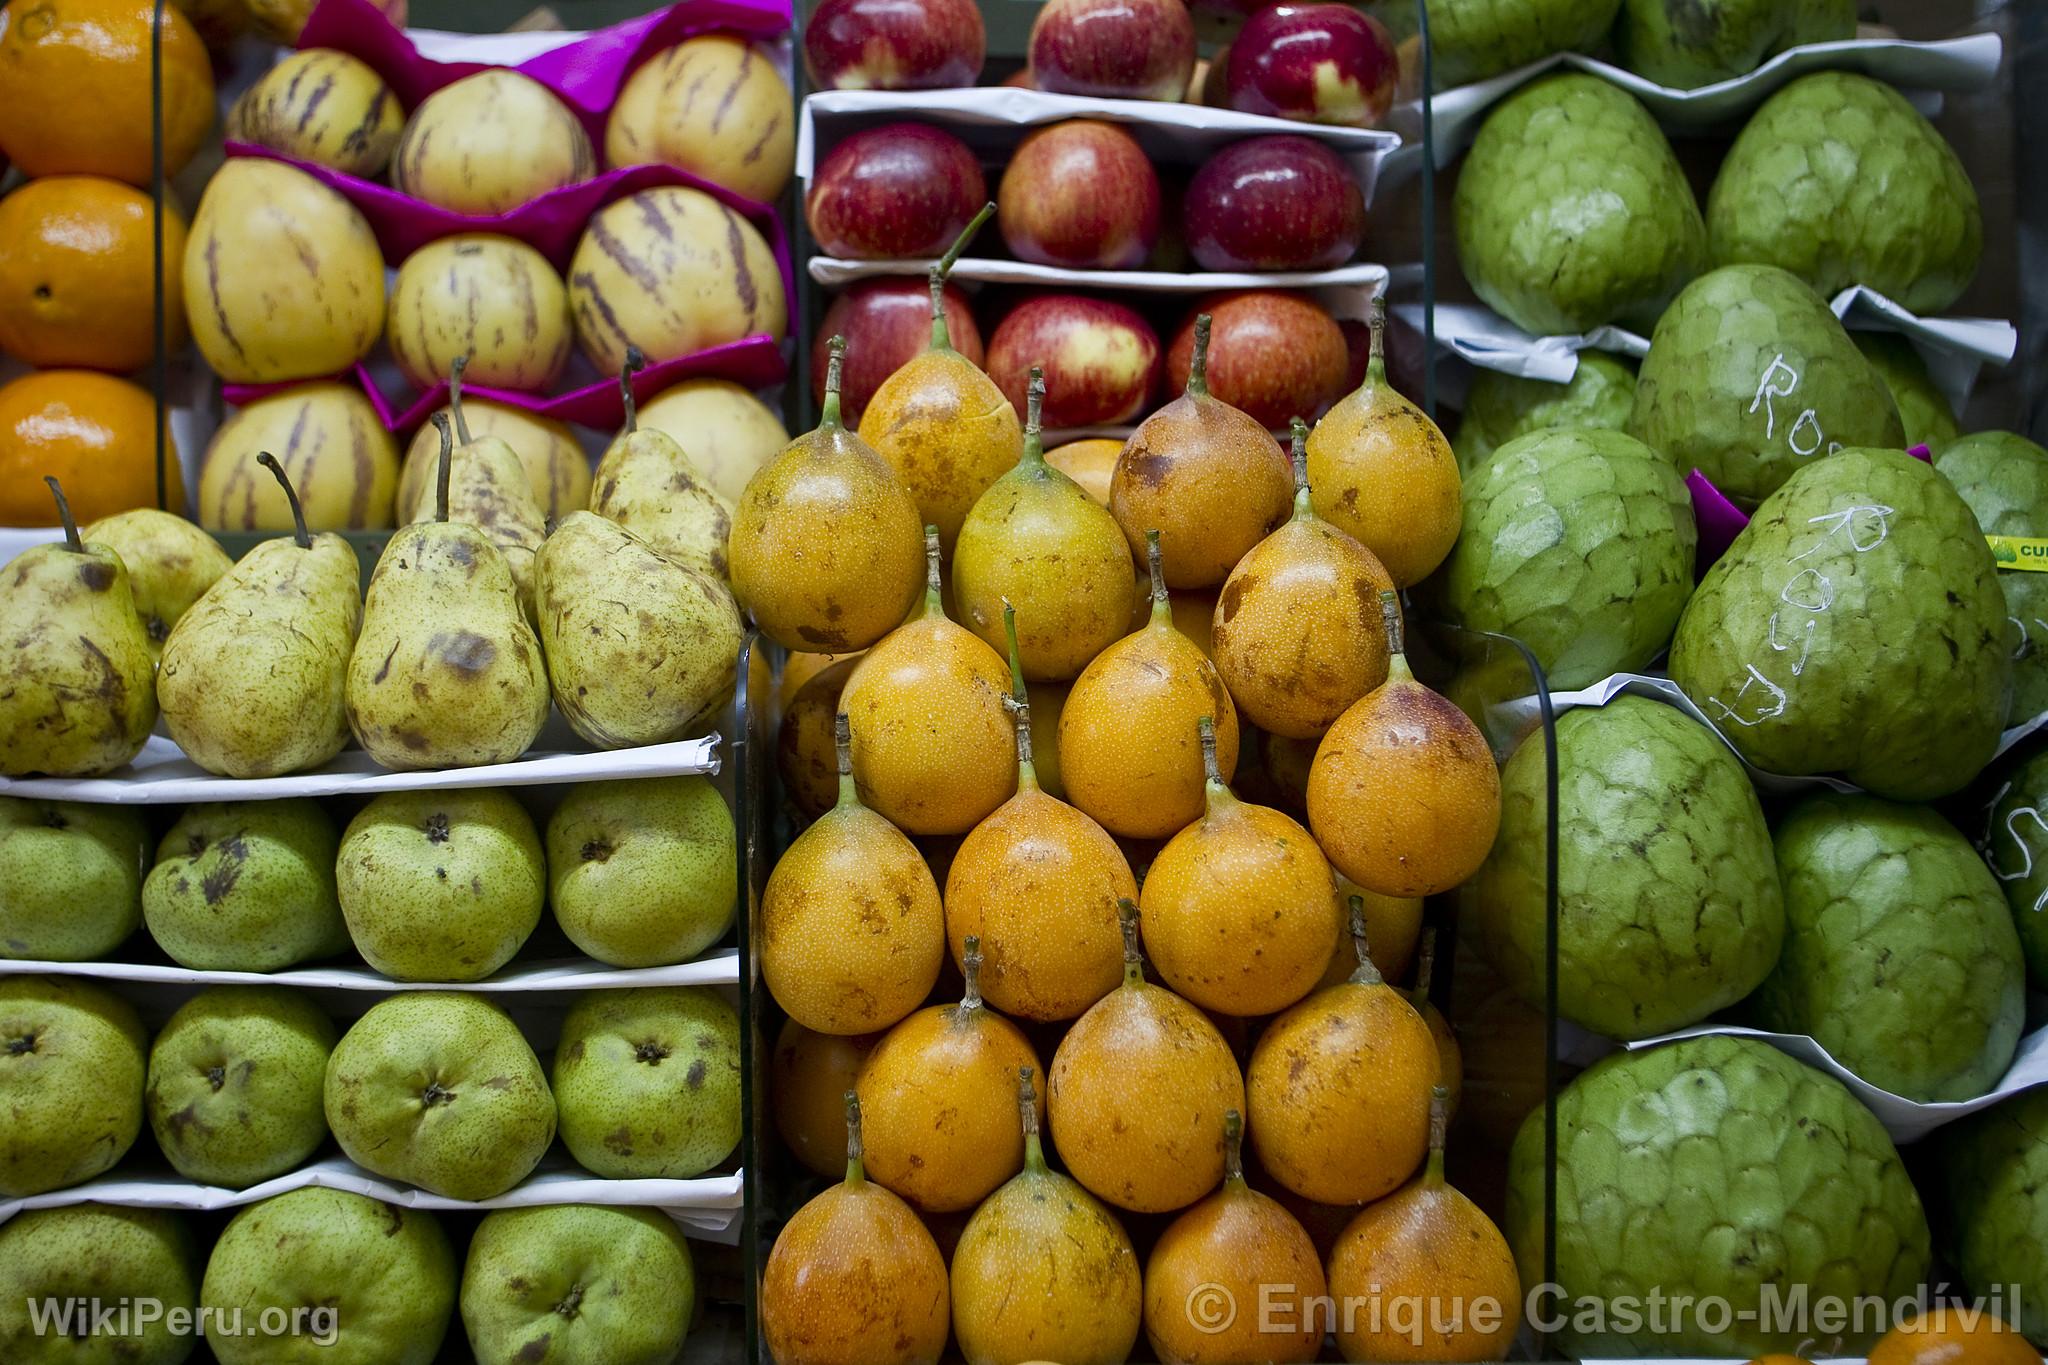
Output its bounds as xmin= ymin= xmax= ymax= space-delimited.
xmin=402 ymin=356 xmax=548 ymax=618
xmin=79 ymin=509 xmax=234 ymax=660
xmin=0 ymin=479 xmax=157 ymax=778
xmin=589 ymin=348 xmax=735 ymax=581
xmin=157 ymin=455 xmax=363 ymax=778
xmin=347 ymin=415 xmax=551 ymax=770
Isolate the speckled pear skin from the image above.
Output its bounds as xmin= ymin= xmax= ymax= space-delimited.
xmin=323 ymin=992 xmax=555 ymax=1201
xmin=1507 ymin=1037 xmax=1930 ymax=1357
xmin=552 ymin=986 xmax=740 ymax=1181
xmin=1615 ymin=0 xmax=1854 ymax=89
xmin=1453 ymin=73 xmax=1705 ymax=336
xmin=1628 ymin=265 xmax=1904 ymax=507
xmin=0 ymin=974 xmax=147 ymax=1197
xmin=143 ymin=799 xmax=349 ymax=974
xmin=0 ymin=1205 xmax=199 ymax=1365
xmin=1388 ymin=0 xmax=1621 ymax=89
xmin=80 ymin=509 xmax=233 ymax=660
xmin=1936 ymin=431 xmax=2048 ymax=722
xmin=1752 ymin=794 xmax=2023 ymax=1102
xmin=1937 ymin=1088 xmax=2048 ymax=1348
xmin=590 ymin=427 xmax=735 ymax=583
xmin=403 ymin=435 xmax=547 ymax=618
xmin=1978 ymin=748 xmax=2048 ymax=989
xmin=1442 ymin=427 xmax=1696 ymax=688
xmin=1452 ymin=352 xmax=1638 ymax=474
xmin=1856 ymin=332 xmax=1960 ymax=454
xmin=0 ymin=535 xmax=157 ymax=778
xmin=1669 ymin=447 xmax=2009 ymax=798
xmin=0 ymin=797 xmax=149 ymax=962
xmin=461 ymin=1205 xmax=696 ymax=1365
xmin=1477 ymin=697 xmax=1782 ymax=1039
xmin=1707 ymin=72 xmax=1982 ymax=314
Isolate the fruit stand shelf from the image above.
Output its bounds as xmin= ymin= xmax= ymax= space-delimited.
xmin=0 ymin=947 xmax=740 ymax=994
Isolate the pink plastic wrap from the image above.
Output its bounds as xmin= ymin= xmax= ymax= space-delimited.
xmin=1689 ymin=446 xmax=1935 ymax=574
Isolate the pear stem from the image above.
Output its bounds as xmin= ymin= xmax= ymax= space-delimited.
xmin=960 ymin=935 xmax=985 ymax=1019
xmin=428 ymin=413 xmax=454 ymax=524
xmin=820 ymin=335 xmax=847 ymax=432
xmin=43 ymin=477 xmax=81 ymax=553
xmin=1366 ymin=296 xmax=1388 ymax=387
xmin=1288 ymin=418 xmax=1313 ymax=521
xmin=832 ymin=712 xmax=857 ymax=808
xmin=1144 ymin=529 xmax=1168 ymax=626
xmin=1117 ymin=897 xmax=1143 ymax=988
xmin=618 ymin=346 xmax=645 ymax=435
xmin=1425 ymin=1085 xmax=1449 ymax=1189
xmin=1021 ymin=367 xmax=1045 ymax=467
xmin=843 ymin=1091 xmax=865 ymax=1187
xmin=449 ymin=354 xmax=473 ymax=446
xmin=256 ymin=453 xmax=312 ymax=550
xmin=1003 ymin=600 xmax=1037 ymax=789
xmin=1018 ymin=1065 xmax=1046 ymax=1172
xmin=920 ymin=526 xmax=942 ymax=617
xmin=1186 ymin=313 xmax=1212 ymax=399
xmin=1223 ymin=1108 xmax=1245 ymax=1191
xmin=1346 ymin=894 xmax=1383 ymax=986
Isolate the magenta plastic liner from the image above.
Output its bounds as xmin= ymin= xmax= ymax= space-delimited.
xmin=1688 ymin=446 xmax=1935 ymax=573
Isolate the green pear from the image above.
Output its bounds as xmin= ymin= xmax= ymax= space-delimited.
xmin=346 ymin=413 xmax=550 ymax=770
xmin=145 ymin=985 xmax=336 ymax=1188
xmin=336 ymin=788 xmax=544 ymax=981
xmin=0 ymin=1205 xmax=199 ymax=1365
xmin=201 ymin=1187 xmax=456 ymax=1365
xmin=81 ymin=508 xmax=233 ymax=661
xmin=545 ymin=776 xmax=736 ymax=967
xmin=142 ymin=800 xmax=348 ymax=972
xmin=551 ymin=986 xmax=739 ymax=1179
xmin=0 ymin=478 xmax=157 ymax=777
xmin=589 ymin=349 xmax=734 ymax=581
xmin=0 ymin=797 xmax=149 ymax=960
xmin=157 ymin=454 xmax=362 ymax=778
xmin=534 ymin=512 xmax=743 ymax=749
xmin=460 ymin=1204 xmax=696 ymax=1365
xmin=401 ymin=358 xmax=549 ymax=616
xmin=324 ymin=992 xmax=555 ymax=1200
xmin=0 ymin=974 xmax=146 ymax=1196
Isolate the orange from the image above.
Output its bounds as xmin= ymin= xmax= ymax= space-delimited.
xmin=1869 ymin=1308 xmax=2040 ymax=1365
xmin=0 ymin=176 xmax=189 ymax=371
xmin=0 ymin=0 xmax=216 ymax=185
xmin=0 ymin=370 xmax=176 ymax=525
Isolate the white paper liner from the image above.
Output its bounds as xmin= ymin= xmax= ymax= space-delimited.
xmin=0 ymin=947 xmax=739 ymax=994
xmin=808 ymin=256 xmax=1391 ymax=296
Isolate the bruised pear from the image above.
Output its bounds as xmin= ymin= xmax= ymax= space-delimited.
xmin=403 ymin=359 xmax=548 ymax=617
xmin=1213 ymin=419 xmax=1397 ymax=738
xmin=80 ymin=509 xmax=232 ymax=661
xmin=731 ymin=336 xmax=925 ymax=653
xmin=399 ymin=398 xmax=589 ymax=521
xmin=1306 ymin=299 xmax=1461 ymax=587
xmin=858 ymin=206 xmax=1022 ymax=551
xmin=1060 ymin=532 xmax=1241 ymax=838
xmin=1109 ymin=313 xmax=1293 ymax=589
xmin=589 ymin=349 xmax=734 ymax=581
xmin=953 ymin=369 xmax=1137 ymax=680
xmin=841 ymin=529 xmax=1016 ymax=836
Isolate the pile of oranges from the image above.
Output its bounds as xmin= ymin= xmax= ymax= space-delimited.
xmin=0 ymin=0 xmax=216 ymax=524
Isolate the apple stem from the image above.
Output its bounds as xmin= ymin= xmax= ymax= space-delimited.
xmin=257 ymin=453 xmax=313 ymax=550
xmin=920 ymin=525 xmax=942 ymax=618
xmin=1366 ymin=295 xmax=1388 ymax=388
xmin=1021 ymin=366 xmax=1045 ymax=466
xmin=1117 ymin=897 xmax=1144 ymax=987
xmin=1186 ymin=312 xmax=1212 ymax=399
xmin=43 ymin=477 xmax=82 ymax=553
xmin=1222 ymin=1109 xmax=1246 ymax=1191
xmin=1425 ymin=1086 xmax=1449 ymax=1189
xmin=429 ymin=413 xmax=454 ymax=524
xmin=832 ymin=712 xmax=858 ymax=809
xmin=1003 ymin=599 xmax=1037 ymax=790
xmin=1288 ymin=417 xmax=1312 ymax=521
xmin=820 ymin=335 xmax=847 ymax=432
xmin=1144 ymin=529 xmax=1169 ymax=626
xmin=843 ymin=1090 xmax=865 ymax=1187
xmin=1018 ymin=1065 xmax=1046 ymax=1172
xmin=618 ymin=346 xmax=645 ymax=435
xmin=1346 ymin=894 xmax=1383 ymax=986
xmin=960 ymin=935 xmax=986 ymax=1018
xmin=449 ymin=354 xmax=473 ymax=445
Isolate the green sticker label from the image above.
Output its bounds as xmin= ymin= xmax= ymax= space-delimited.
xmin=1988 ymin=536 xmax=2048 ymax=571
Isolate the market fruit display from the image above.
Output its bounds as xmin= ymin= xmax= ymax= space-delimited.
xmin=1478 ymin=696 xmax=1784 ymax=1038
xmin=402 ymin=389 xmax=547 ymax=612
xmin=1441 ymin=426 xmax=1697 ymax=688
xmin=1451 ymin=351 xmax=1639 ymax=472
xmin=142 ymin=799 xmax=348 ymax=972
xmin=198 ymin=382 xmax=399 ymax=531
xmin=0 ymin=369 xmax=175 ymax=525
xmin=545 ymin=775 xmax=738 ymax=967
xmin=1671 ymin=447 xmax=2010 ymax=797
xmin=636 ymin=376 xmax=791 ymax=505
xmin=398 ymin=395 xmax=589 ymax=519
xmin=0 ymin=973 xmax=146 ymax=1196
xmin=0 ymin=1205 xmax=198 ymax=1364
xmin=0 ymin=797 xmax=146 ymax=961
xmin=76 ymin=509 xmax=230 ymax=658
xmin=1183 ymin=134 xmax=1366 ymax=273
xmin=1029 ymin=0 xmax=1194 ymax=102
xmin=1629 ymin=265 xmax=1904 ymax=506
xmin=804 ymin=0 xmax=987 ymax=92
xmin=605 ymin=33 xmax=795 ymax=204
xmin=552 ymin=985 xmax=741 ymax=1179
xmin=1454 ymin=73 xmax=1705 ymax=335
xmin=1858 ymin=331 xmax=1962 ymax=453
xmin=1707 ymin=72 xmax=1983 ymax=313
xmin=0 ymin=174 xmax=188 ymax=370
xmin=1936 ymin=430 xmax=2048 ymax=722
xmin=998 ymin=120 xmax=1163 ymax=270
xmin=1755 ymin=793 xmax=2024 ymax=1102
xmin=1980 ymin=748 xmax=2048 ymax=988
xmin=589 ymin=359 xmax=736 ymax=580
xmin=462 ymin=1204 xmax=698 ymax=1365
xmin=1508 ymin=1037 xmax=1930 ymax=1356
xmin=1223 ymin=2 xmax=1397 ymax=127
xmin=387 ymin=235 xmax=573 ymax=392
xmin=1937 ymin=1088 xmax=2048 ymax=1348
xmin=394 ymin=69 xmax=595 ymax=214
xmin=805 ymin=121 xmax=987 ymax=261
xmin=1615 ymin=0 xmax=1855 ymax=88
xmin=226 ymin=48 xmax=403 ymax=178
xmin=985 ymin=295 xmax=1160 ymax=429
xmin=816 ymin=277 xmax=983 ymax=426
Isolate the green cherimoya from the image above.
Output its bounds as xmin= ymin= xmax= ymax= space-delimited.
xmin=1442 ymin=427 xmax=1696 ymax=688
xmin=1475 ymin=695 xmax=1782 ymax=1039
xmin=1452 ymin=352 xmax=1639 ymax=473
xmin=1615 ymin=0 xmax=1855 ymax=90
xmin=1707 ymin=72 xmax=1983 ymax=314
xmin=1752 ymin=794 xmax=2023 ymax=1102
xmin=1936 ymin=1088 xmax=2048 ymax=1348
xmin=1368 ymin=0 xmax=1621 ymax=90
xmin=1454 ymin=73 xmax=1705 ymax=336
xmin=1855 ymin=333 xmax=1960 ymax=455
xmin=1936 ymin=431 xmax=2048 ymax=724
xmin=1507 ymin=1035 xmax=1930 ymax=1357
xmin=1628 ymin=264 xmax=1903 ymax=507
xmin=1982 ymin=747 xmax=2048 ymax=990
xmin=1669 ymin=447 xmax=2010 ymax=798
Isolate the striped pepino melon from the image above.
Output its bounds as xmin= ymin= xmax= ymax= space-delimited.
xmin=199 ymin=383 xmax=399 ymax=532
xmin=386 ymin=234 xmax=573 ymax=392
xmin=227 ymin=49 xmax=404 ymax=180
xmin=393 ymin=69 xmax=595 ymax=215
xmin=397 ymin=398 xmax=592 ymax=520
xmin=606 ymin=35 xmax=795 ymax=204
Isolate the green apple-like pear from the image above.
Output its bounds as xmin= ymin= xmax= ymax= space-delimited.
xmin=0 ymin=797 xmax=150 ymax=960
xmin=146 ymin=985 xmax=337 ymax=1187
xmin=142 ymin=799 xmax=348 ymax=972
xmin=81 ymin=508 xmax=233 ymax=661
xmin=336 ymin=788 xmax=544 ymax=982
xmin=201 ymin=1187 xmax=456 ymax=1365
xmin=0 ymin=1205 xmax=199 ymax=1365
xmin=545 ymin=776 xmax=737 ymax=967
xmin=552 ymin=986 xmax=740 ymax=1179
xmin=324 ymin=992 xmax=555 ymax=1200
xmin=460 ymin=1204 xmax=696 ymax=1365
xmin=0 ymin=973 xmax=147 ymax=1196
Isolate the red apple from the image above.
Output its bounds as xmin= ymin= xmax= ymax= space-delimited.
xmin=1165 ymin=292 xmax=1348 ymax=429
xmin=816 ymin=277 xmax=984 ymax=425
xmin=806 ymin=122 xmax=988 ymax=260
xmin=1184 ymin=134 xmax=1365 ymax=272
xmin=1226 ymin=4 xmax=1398 ymax=126
xmin=804 ymin=0 xmax=987 ymax=90
xmin=998 ymin=120 xmax=1162 ymax=270
xmin=1030 ymin=0 xmax=1195 ymax=102
xmin=987 ymin=294 xmax=1162 ymax=428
